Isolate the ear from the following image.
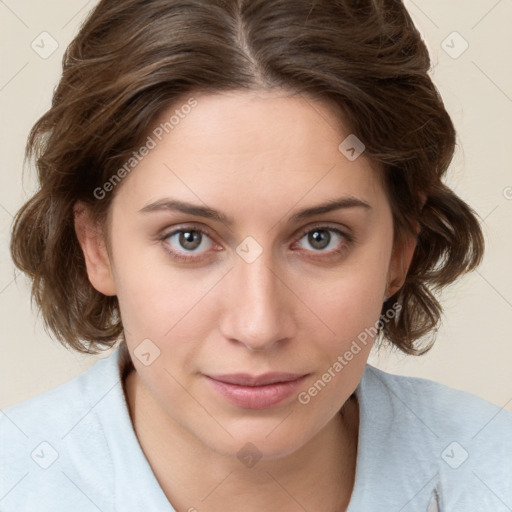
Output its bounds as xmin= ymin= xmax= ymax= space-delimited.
xmin=385 ymin=193 xmax=425 ymax=299
xmin=74 ymin=201 xmax=117 ymax=296
xmin=385 ymin=232 xmax=418 ymax=300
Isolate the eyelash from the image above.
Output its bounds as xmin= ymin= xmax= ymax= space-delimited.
xmin=159 ymin=224 xmax=354 ymax=263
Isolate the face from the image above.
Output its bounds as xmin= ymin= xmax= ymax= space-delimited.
xmin=78 ymin=90 xmax=413 ymax=460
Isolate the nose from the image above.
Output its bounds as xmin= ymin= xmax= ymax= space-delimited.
xmin=219 ymin=253 xmax=297 ymax=351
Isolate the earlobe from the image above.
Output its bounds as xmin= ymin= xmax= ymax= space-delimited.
xmin=73 ymin=202 xmax=117 ymax=296
xmin=385 ymin=234 xmax=418 ymax=299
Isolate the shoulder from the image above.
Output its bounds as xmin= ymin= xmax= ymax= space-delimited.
xmin=1 ymin=349 xmax=123 ymax=443
xmin=356 ymin=364 xmax=512 ymax=508
xmin=362 ymin=364 xmax=512 ymax=440
xmin=0 ymin=349 xmax=127 ymax=511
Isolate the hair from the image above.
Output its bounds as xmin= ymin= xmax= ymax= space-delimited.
xmin=10 ymin=0 xmax=484 ymax=355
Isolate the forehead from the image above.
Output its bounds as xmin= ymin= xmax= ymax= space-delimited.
xmin=113 ymin=89 xmax=386 ymax=214
xmin=150 ymin=89 xmax=350 ymax=159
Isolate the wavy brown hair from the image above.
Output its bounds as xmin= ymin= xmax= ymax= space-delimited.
xmin=10 ymin=0 xmax=484 ymax=355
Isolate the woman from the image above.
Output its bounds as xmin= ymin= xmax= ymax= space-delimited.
xmin=2 ymin=0 xmax=511 ymax=510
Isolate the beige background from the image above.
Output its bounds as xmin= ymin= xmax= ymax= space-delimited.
xmin=0 ymin=1 xmax=511 ymax=411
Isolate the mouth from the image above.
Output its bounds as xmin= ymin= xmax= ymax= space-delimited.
xmin=203 ymin=372 xmax=310 ymax=409
xmin=207 ymin=372 xmax=307 ymax=386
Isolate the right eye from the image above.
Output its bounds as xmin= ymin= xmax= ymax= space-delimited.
xmin=161 ymin=226 xmax=219 ymax=262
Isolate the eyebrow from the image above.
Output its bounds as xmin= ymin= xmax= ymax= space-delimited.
xmin=139 ymin=196 xmax=372 ymax=226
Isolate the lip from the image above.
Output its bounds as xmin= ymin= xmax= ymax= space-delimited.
xmin=204 ymin=372 xmax=309 ymax=409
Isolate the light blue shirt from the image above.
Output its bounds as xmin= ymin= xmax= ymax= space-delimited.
xmin=1 ymin=345 xmax=511 ymax=511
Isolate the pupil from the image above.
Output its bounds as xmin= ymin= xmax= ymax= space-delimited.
xmin=180 ymin=231 xmax=201 ymax=250
xmin=309 ymin=230 xmax=330 ymax=250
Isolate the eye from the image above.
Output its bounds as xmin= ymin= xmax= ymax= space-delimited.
xmin=162 ymin=227 xmax=217 ymax=261
xmin=160 ymin=224 xmax=353 ymax=263
xmin=294 ymin=226 xmax=352 ymax=256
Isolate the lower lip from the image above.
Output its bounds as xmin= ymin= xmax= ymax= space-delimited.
xmin=205 ymin=375 xmax=308 ymax=409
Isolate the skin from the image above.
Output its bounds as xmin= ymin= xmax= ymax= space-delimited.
xmin=74 ymin=89 xmax=416 ymax=511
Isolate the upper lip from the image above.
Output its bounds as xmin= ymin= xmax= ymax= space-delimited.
xmin=205 ymin=372 xmax=308 ymax=386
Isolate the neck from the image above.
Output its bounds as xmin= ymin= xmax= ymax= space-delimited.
xmin=124 ymin=368 xmax=359 ymax=512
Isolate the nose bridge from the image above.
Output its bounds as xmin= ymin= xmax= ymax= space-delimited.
xmin=221 ymin=250 xmax=293 ymax=350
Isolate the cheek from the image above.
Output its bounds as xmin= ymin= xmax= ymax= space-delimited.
xmin=109 ymin=225 xmax=193 ymax=331
xmin=116 ymin=271 xmax=223 ymax=345
xmin=303 ymin=241 xmax=391 ymax=344
xmin=292 ymin=264 xmax=389 ymax=424
xmin=111 ymin=234 xmax=221 ymax=379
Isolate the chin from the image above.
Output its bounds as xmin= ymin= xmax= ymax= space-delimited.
xmin=198 ymin=419 xmax=314 ymax=462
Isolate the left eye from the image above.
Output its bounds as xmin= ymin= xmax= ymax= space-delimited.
xmin=295 ymin=227 xmax=347 ymax=252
